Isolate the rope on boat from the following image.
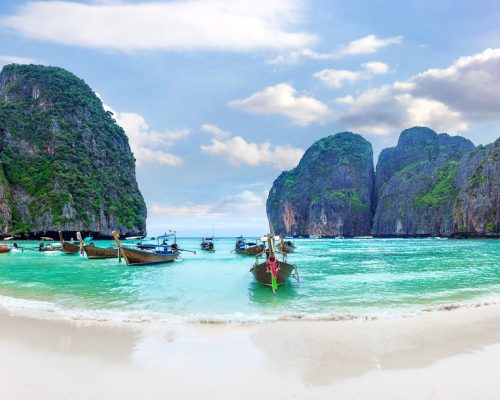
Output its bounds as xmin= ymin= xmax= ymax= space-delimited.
xmin=291 ymin=265 xmax=300 ymax=282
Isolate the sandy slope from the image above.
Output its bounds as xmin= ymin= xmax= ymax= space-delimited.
xmin=1 ymin=305 xmax=500 ymax=399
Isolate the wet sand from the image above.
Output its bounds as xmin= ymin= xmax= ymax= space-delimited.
xmin=1 ymin=304 xmax=500 ymax=399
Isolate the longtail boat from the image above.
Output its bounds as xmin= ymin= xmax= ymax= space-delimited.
xmin=234 ymin=236 xmax=265 ymax=255
xmin=58 ymin=231 xmax=80 ymax=254
xmin=83 ymin=244 xmax=118 ymax=259
xmin=200 ymin=236 xmax=215 ymax=252
xmin=112 ymin=231 xmax=180 ymax=266
xmin=279 ymin=237 xmax=296 ymax=254
xmin=76 ymin=232 xmax=117 ymax=259
xmin=0 ymin=244 xmax=11 ymax=253
xmin=38 ymin=243 xmax=61 ymax=252
xmin=250 ymin=235 xmax=297 ymax=294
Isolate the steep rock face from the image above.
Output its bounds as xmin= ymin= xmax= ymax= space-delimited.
xmin=372 ymin=127 xmax=475 ymax=236
xmin=0 ymin=64 xmax=146 ymax=238
xmin=453 ymin=139 xmax=499 ymax=236
xmin=267 ymin=132 xmax=375 ymax=237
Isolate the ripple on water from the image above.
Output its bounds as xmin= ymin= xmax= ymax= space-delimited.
xmin=0 ymin=238 xmax=499 ymax=322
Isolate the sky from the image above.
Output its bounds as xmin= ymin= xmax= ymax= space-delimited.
xmin=1 ymin=0 xmax=500 ymax=236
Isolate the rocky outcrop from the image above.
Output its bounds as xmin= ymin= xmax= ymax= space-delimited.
xmin=267 ymin=132 xmax=375 ymax=237
xmin=267 ymin=126 xmax=499 ymax=238
xmin=453 ymin=139 xmax=499 ymax=236
xmin=0 ymin=64 xmax=146 ymax=238
xmin=372 ymin=127 xmax=474 ymax=236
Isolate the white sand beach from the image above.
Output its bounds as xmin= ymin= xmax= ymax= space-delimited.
xmin=1 ymin=304 xmax=500 ymax=399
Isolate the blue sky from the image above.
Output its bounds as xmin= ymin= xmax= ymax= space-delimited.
xmin=1 ymin=0 xmax=500 ymax=236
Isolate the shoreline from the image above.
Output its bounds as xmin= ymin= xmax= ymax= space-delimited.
xmin=1 ymin=303 xmax=500 ymax=399
xmin=1 ymin=290 xmax=500 ymax=326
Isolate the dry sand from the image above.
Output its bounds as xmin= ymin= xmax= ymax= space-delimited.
xmin=1 ymin=305 xmax=500 ymax=399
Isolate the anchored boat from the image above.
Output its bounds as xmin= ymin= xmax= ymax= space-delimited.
xmin=279 ymin=237 xmax=296 ymax=254
xmin=77 ymin=232 xmax=118 ymax=259
xmin=38 ymin=243 xmax=61 ymax=252
xmin=250 ymin=235 xmax=297 ymax=294
xmin=200 ymin=236 xmax=215 ymax=252
xmin=234 ymin=236 xmax=265 ymax=255
xmin=0 ymin=243 xmax=11 ymax=253
xmin=83 ymin=244 xmax=118 ymax=259
xmin=58 ymin=231 xmax=80 ymax=254
xmin=112 ymin=231 xmax=180 ymax=266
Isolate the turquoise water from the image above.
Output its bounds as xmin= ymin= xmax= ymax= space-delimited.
xmin=0 ymin=238 xmax=499 ymax=322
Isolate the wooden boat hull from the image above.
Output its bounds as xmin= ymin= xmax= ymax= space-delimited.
xmin=235 ymin=244 xmax=265 ymax=255
xmin=83 ymin=244 xmax=118 ymax=259
xmin=0 ymin=247 xmax=11 ymax=253
xmin=119 ymin=246 xmax=179 ymax=266
xmin=250 ymin=261 xmax=295 ymax=286
xmin=280 ymin=243 xmax=295 ymax=254
xmin=61 ymin=242 xmax=80 ymax=254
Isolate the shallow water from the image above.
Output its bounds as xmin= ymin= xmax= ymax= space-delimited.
xmin=0 ymin=238 xmax=499 ymax=323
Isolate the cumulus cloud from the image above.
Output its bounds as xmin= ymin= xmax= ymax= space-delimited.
xmin=201 ymin=124 xmax=303 ymax=170
xmin=269 ymin=34 xmax=402 ymax=64
xmin=1 ymin=0 xmax=315 ymax=52
xmin=104 ymin=104 xmax=187 ymax=166
xmin=0 ymin=54 xmax=36 ymax=68
xmin=336 ymin=48 xmax=500 ymax=135
xmin=314 ymin=61 xmax=389 ymax=88
xmin=228 ymin=83 xmax=334 ymax=126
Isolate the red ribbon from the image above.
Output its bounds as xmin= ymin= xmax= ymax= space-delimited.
xmin=266 ymin=258 xmax=280 ymax=280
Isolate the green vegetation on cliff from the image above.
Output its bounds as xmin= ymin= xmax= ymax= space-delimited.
xmin=414 ymin=160 xmax=459 ymax=209
xmin=0 ymin=64 xmax=146 ymax=236
xmin=269 ymin=126 xmax=499 ymax=238
xmin=267 ymin=132 xmax=374 ymax=237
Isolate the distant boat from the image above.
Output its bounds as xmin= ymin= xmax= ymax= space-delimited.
xmin=83 ymin=244 xmax=118 ymax=259
xmin=124 ymin=235 xmax=145 ymax=241
xmin=76 ymin=232 xmax=117 ymax=259
xmin=250 ymin=234 xmax=297 ymax=294
xmin=40 ymin=236 xmax=54 ymax=241
xmin=279 ymin=237 xmax=296 ymax=254
xmin=38 ymin=243 xmax=61 ymax=252
xmin=3 ymin=236 xmax=14 ymax=241
xmin=200 ymin=236 xmax=215 ymax=252
xmin=0 ymin=244 xmax=11 ymax=253
xmin=112 ymin=231 xmax=180 ymax=266
xmin=234 ymin=236 xmax=264 ymax=255
xmin=58 ymin=231 xmax=80 ymax=254
xmin=353 ymin=235 xmax=374 ymax=239
xmin=309 ymin=234 xmax=321 ymax=239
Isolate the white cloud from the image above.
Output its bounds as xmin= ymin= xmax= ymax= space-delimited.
xmin=201 ymin=124 xmax=304 ymax=170
xmin=228 ymin=83 xmax=334 ymax=126
xmin=337 ymin=48 xmax=500 ymax=135
xmin=314 ymin=61 xmax=389 ymax=88
xmin=149 ymin=190 xmax=267 ymax=219
xmin=269 ymin=34 xmax=402 ymax=64
xmin=1 ymin=0 xmax=315 ymax=52
xmin=104 ymin=104 xmax=187 ymax=166
xmin=339 ymin=35 xmax=403 ymax=57
xmin=201 ymin=123 xmax=231 ymax=139
xmin=0 ymin=54 xmax=36 ymax=68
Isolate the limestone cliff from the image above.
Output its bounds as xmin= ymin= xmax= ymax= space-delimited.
xmin=0 ymin=64 xmax=146 ymax=238
xmin=267 ymin=132 xmax=375 ymax=237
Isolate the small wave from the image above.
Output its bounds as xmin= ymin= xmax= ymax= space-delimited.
xmin=0 ymin=294 xmax=499 ymax=326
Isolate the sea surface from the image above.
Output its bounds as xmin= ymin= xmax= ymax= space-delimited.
xmin=0 ymin=238 xmax=499 ymax=323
